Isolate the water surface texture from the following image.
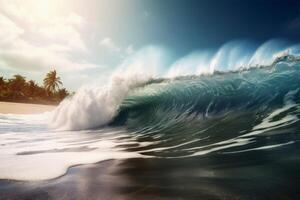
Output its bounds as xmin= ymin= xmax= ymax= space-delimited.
xmin=0 ymin=54 xmax=300 ymax=199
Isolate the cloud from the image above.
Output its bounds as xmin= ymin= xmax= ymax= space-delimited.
xmin=100 ymin=37 xmax=121 ymax=53
xmin=0 ymin=14 xmax=24 ymax=44
xmin=0 ymin=0 xmax=98 ymax=72
xmin=100 ymin=37 xmax=134 ymax=56
xmin=125 ymin=45 xmax=134 ymax=55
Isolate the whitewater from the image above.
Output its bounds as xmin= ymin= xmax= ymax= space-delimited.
xmin=0 ymin=39 xmax=300 ymax=185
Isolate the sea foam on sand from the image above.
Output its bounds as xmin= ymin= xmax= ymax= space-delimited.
xmin=0 ymin=114 xmax=146 ymax=181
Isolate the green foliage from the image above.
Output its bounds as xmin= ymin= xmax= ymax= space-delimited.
xmin=0 ymin=70 xmax=70 ymax=105
xmin=43 ymin=70 xmax=62 ymax=94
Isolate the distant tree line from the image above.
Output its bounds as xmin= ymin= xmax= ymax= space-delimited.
xmin=0 ymin=70 xmax=70 ymax=105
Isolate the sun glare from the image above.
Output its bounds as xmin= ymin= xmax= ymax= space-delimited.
xmin=25 ymin=0 xmax=61 ymax=20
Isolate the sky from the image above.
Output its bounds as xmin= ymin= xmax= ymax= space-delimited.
xmin=0 ymin=0 xmax=300 ymax=90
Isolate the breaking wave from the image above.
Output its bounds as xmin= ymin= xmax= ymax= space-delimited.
xmin=50 ymin=40 xmax=300 ymax=133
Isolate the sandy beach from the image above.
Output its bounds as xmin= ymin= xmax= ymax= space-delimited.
xmin=0 ymin=101 xmax=56 ymax=114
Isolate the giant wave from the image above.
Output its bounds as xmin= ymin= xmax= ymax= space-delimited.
xmin=48 ymin=41 xmax=300 ymax=159
xmin=50 ymin=39 xmax=300 ymax=134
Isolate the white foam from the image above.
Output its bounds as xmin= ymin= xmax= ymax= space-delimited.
xmin=221 ymin=141 xmax=295 ymax=154
xmin=50 ymin=46 xmax=166 ymax=131
xmin=243 ymin=89 xmax=300 ymax=137
xmin=0 ymin=114 xmax=150 ymax=181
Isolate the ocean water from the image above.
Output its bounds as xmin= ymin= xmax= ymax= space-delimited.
xmin=0 ymin=43 xmax=300 ymax=199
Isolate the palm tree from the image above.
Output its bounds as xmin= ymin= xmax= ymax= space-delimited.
xmin=26 ymin=80 xmax=38 ymax=97
xmin=57 ymin=88 xmax=69 ymax=100
xmin=43 ymin=70 xmax=62 ymax=95
xmin=8 ymin=75 xmax=26 ymax=100
xmin=0 ymin=77 xmax=7 ymax=99
xmin=0 ymin=77 xmax=5 ymax=85
xmin=0 ymin=77 xmax=5 ymax=90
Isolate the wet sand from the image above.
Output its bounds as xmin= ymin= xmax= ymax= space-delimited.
xmin=0 ymin=158 xmax=232 ymax=200
xmin=0 ymin=155 xmax=299 ymax=200
xmin=0 ymin=102 xmax=55 ymax=114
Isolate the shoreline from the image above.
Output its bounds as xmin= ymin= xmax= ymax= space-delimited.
xmin=1 ymin=157 xmax=298 ymax=200
xmin=0 ymin=101 xmax=56 ymax=114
